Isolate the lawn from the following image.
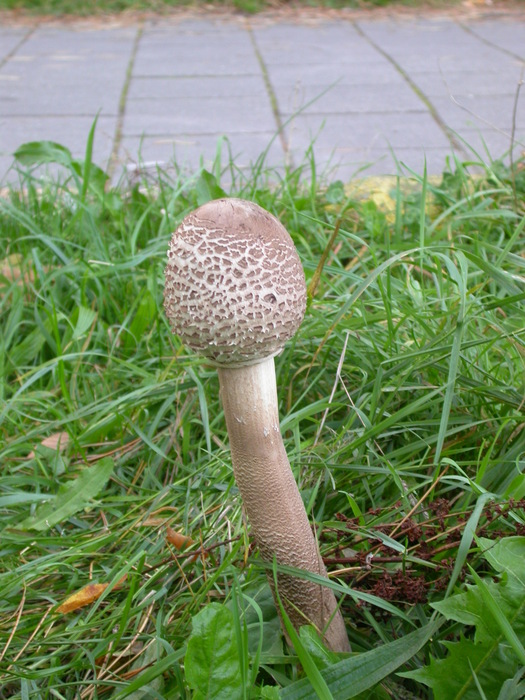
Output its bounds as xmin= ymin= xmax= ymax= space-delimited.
xmin=0 ymin=0 xmax=476 ymax=17
xmin=0 ymin=130 xmax=524 ymax=698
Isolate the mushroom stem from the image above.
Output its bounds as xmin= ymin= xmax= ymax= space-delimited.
xmin=218 ymin=356 xmax=350 ymax=653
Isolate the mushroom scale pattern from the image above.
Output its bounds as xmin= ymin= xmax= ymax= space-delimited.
xmin=164 ymin=198 xmax=350 ymax=653
xmin=164 ymin=198 xmax=306 ymax=367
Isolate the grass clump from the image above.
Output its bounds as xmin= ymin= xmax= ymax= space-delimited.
xmin=0 ymin=133 xmax=524 ymax=698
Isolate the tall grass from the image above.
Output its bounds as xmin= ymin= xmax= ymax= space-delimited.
xmin=0 ymin=136 xmax=524 ymax=698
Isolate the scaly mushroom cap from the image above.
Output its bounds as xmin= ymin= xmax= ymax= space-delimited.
xmin=164 ymin=198 xmax=306 ymax=367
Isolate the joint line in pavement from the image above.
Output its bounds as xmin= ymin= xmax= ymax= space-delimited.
xmin=245 ymin=19 xmax=293 ymax=169
xmin=353 ymin=20 xmax=468 ymax=158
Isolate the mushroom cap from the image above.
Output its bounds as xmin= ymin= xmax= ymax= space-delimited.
xmin=164 ymin=198 xmax=307 ymax=367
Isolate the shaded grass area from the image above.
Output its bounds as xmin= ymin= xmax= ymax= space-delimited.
xmin=0 ymin=134 xmax=524 ymax=697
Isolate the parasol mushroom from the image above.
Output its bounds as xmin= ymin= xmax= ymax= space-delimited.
xmin=164 ymin=198 xmax=349 ymax=653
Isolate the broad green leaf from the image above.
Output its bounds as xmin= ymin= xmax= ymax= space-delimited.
xmin=184 ymin=602 xmax=244 ymax=700
xmin=74 ymin=160 xmax=109 ymax=197
xmin=18 ymin=458 xmax=114 ymax=531
xmin=242 ymin=583 xmax=283 ymax=656
xmin=468 ymin=566 xmax=525 ymax=665
xmin=325 ymin=180 xmax=345 ymax=204
xmin=479 ymin=536 xmax=525 ymax=588
xmin=403 ymin=537 xmax=525 ymax=699
xmin=195 ymin=170 xmax=227 ymax=206
xmin=432 ymin=537 xmax=525 ymax=645
xmin=280 ymin=621 xmax=439 ymax=700
xmin=72 ymin=305 xmax=97 ymax=341
xmin=405 ymin=637 xmax=520 ymax=700
xmin=14 ymin=140 xmax=73 ymax=167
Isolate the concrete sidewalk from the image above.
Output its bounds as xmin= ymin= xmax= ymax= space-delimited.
xmin=0 ymin=7 xmax=524 ymax=185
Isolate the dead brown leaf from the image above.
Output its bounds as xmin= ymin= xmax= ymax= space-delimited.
xmin=166 ymin=527 xmax=194 ymax=551
xmin=57 ymin=583 xmax=109 ymax=613
xmin=57 ymin=576 xmax=126 ymax=614
xmin=140 ymin=516 xmax=170 ymax=527
xmin=27 ymin=431 xmax=70 ymax=459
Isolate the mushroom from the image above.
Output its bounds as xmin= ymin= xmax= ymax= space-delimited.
xmin=164 ymin=198 xmax=350 ymax=653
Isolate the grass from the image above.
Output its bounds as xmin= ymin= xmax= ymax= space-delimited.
xmin=0 ymin=0 xmax=472 ymax=18
xmin=0 ymin=133 xmax=524 ymax=698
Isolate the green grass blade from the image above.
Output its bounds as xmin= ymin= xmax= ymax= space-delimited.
xmin=442 ymin=491 xmax=494 ymax=599
xmin=281 ymin=621 xmax=441 ymax=700
xmin=112 ymin=650 xmax=185 ymax=699
xmin=272 ymin=561 xmax=335 ymax=700
xmin=17 ymin=457 xmax=114 ymax=531
xmin=80 ymin=115 xmax=98 ymax=202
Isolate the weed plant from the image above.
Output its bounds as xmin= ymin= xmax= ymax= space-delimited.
xmin=0 ymin=132 xmax=524 ymax=698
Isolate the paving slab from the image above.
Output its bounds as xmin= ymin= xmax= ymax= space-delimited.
xmin=0 ymin=8 xmax=524 ymax=186
xmin=288 ymin=109 xmax=451 ymax=155
xmin=276 ymin=82 xmax=424 ymax=116
xmin=134 ymin=21 xmax=259 ymax=77
xmin=464 ymin=19 xmax=525 ymax=59
xmin=266 ymin=61 xmax=401 ymax=87
xmin=0 ymin=72 xmax=121 ymax=116
xmin=431 ymin=93 xmax=524 ymax=132
xmin=0 ymin=27 xmax=29 ymax=60
xmin=413 ymin=68 xmax=524 ymax=99
xmin=354 ymin=16 xmax=524 ymax=161
xmin=124 ymin=94 xmax=276 ymax=135
xmin=127 ymin=74 xmax=266 ymax=100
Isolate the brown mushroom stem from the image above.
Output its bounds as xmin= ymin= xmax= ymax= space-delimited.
xmin=218 ymin=357 xmax=350 ymax=653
